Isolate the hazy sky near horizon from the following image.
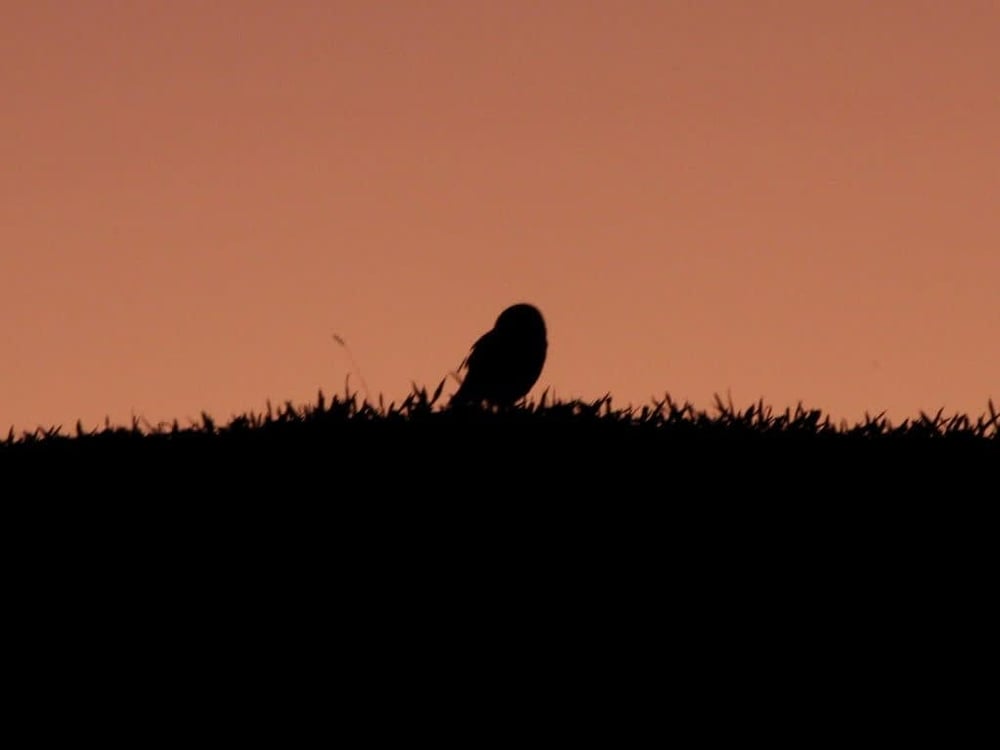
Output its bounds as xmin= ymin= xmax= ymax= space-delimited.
xmin=2 ymin=0 xmax=998 ymax=434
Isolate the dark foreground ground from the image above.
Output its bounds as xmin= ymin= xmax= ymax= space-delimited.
xmin=4 ymin=388 xmax=993 ymax=728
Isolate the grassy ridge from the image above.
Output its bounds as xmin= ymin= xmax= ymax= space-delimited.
xmin=4 ymin=384 xmax=997 ymax=493
xmin=6 ymin=383 xmax=998 ymax=446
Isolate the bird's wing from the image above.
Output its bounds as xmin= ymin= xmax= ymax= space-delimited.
xmin=451 ymin=331 xmax=494 ymax=404
xmin=462 ymin=330 xmax=493 ymax=372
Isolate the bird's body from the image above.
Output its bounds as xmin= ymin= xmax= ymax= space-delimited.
xmin=450 ymin=303 xmax=547 ymax=408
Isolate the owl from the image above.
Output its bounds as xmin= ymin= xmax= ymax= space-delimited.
xmin=450 ymin=303 xmax=547 ymax=408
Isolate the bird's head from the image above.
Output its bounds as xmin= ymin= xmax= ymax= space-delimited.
xmin=495 ymin=303 xmax=546 ymax=338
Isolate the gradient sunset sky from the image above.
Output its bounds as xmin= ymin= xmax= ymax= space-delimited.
xmin=3 ymin=0 xmax=998 ymax=434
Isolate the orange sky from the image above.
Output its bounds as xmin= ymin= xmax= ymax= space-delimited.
xmin=2 ymin=0 xmax=998 ymax=434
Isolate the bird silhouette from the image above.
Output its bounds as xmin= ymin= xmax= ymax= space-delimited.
xmin=450 ymin=303 xmax=547 ymax=408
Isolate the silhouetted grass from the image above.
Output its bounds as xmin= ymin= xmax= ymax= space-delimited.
xmin=6 ymin=383 xmax=998 ymax=445
xmin=4 ymin=382 xmax=997 ymax=494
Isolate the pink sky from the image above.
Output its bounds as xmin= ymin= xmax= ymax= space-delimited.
xmin=2 ymin=0 xmax=998 ymax=434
